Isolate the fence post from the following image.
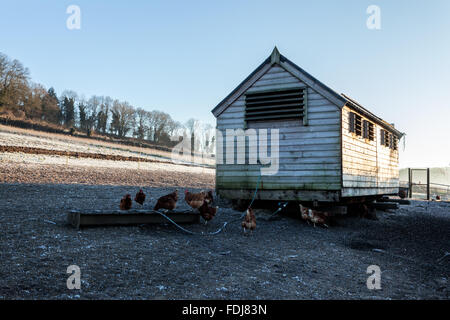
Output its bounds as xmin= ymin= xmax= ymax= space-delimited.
xmin=426 ymin=168 xmax=430 ymax=200
xmin=408 ymin=168 xmax=412 ymax=198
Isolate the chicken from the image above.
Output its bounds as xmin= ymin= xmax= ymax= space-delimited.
xmin=241 ymin=207 xmax=256 ymax=235
xmin=299 ymin=204 xmax=309 ymax=222
xmin=154 ymin=190 xmax=178 ymax=211
xmin=184 ymin=190 xmax=207 ymax=210
xmin=350 ymin=203 xmax=377 ymax=220
xmin=198 ymin=201 xmax=218 ymax=225
xmin=398 ymin=189 xmax=407 ymax=199
xmin=308 ymin=210 xmax=329 ymax=228
xmin=204 ymin=190 xmax=214 ymax=204
xmin=134 ymin=189 xmax=146 ymax=206
xmin=299 ymin=204 xmax=329 ymax=228
xmin=359 ymin=204 xmax=369 ymax=219
xmin=120 ymin=194 xmax=132 ymax=210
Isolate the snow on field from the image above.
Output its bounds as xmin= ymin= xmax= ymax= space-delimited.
xmin=0 ymin=126 xmax=214 ymax=186
xmin=0 ymin=130 xmax=170 ymax=161
xmin=0 ymin=127 xmax=214 ymax=166
xmin=0 ymin=151 xmax=214 ymax=175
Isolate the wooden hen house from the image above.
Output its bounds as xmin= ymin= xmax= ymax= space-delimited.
xmin=211 ymin=48 xmax=404 ymax=205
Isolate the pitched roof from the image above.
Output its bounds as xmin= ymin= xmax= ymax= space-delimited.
xmin=211 ymin=47 xmax=404 ymax=137
xmin=211 ymin=47 xmax=346 ymax=117
xmin=341 ymin=94 xmax=404 ymax=137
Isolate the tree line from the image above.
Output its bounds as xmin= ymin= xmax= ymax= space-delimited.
xmin=0 ymin=52 xmax=214 ymax=150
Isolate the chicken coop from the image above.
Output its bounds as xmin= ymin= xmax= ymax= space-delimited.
xmin=211 ymin=48 xmax=404 ymax=206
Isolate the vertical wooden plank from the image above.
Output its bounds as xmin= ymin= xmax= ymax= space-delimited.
xmin=303 ymin=88 xmax=308 ymax=126
xmin=408 ymin=168 xmax=412 ymax=198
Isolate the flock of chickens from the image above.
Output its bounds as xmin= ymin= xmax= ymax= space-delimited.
xmin=119 ymin=189 xmax=257 ymax=234
xmin=119 ymin=189 xmax=329 ymax=234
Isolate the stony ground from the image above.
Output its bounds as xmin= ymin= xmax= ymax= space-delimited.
xmin=1 ymin=182 xmax=449 ymax=300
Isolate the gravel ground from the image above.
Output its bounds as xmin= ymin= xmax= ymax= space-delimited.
xmin=0 ymin=182 xmax=449 ymax=300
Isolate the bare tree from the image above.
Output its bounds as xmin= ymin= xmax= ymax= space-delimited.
xmin=0 ymin=51 xmax=199 ymax=150
xmin=145 ymin=111 xmax=156 ymax=141
xmin=0 ymin=53 xmax=30 ymax=112
xmin=184 ymin=118 xmax=202 ymax=154
xmin=200 ymin=123 xmax=215 ymax=154
xmin=96 ymin=96 xmax=111 ymax=134
xmin=110 ymin=100 xmax=135 ymax=137
xmin=86 ymin=95 xmax=101 ymax=132
xmin=134 ymin=107 xmax=148 ymax=140
xmin=23 ymin=83 xmax=47 ymax=120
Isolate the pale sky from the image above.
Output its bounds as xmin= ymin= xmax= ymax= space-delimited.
xmin=1 ymin=0 xmax=449 ymax=168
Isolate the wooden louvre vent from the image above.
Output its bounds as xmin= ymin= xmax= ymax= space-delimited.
xmin=380 ymin=129 xmax=398 ymax=150
xmin=245 ymin=88 xmax=308 ymax=125
xmin=349 ymin=112 xmax=362 ymax=136
xmin=363 ymin=120 xmax=374 ymax=141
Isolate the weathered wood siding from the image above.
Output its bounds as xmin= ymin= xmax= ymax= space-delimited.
xmin=216 ymin=65 xmax=342 ymax=196
xmin=376 ymin=124 xmax=400 ymax=193
xmin=341 ymin=105 xmax=399 ymax=196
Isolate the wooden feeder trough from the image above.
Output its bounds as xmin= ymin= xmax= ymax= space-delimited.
xmin=67 ymin=209 xmax=200 ymax=229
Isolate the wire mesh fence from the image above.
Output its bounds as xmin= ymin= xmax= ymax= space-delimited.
xmin=400 ymin=168 xmax=450 ymax=200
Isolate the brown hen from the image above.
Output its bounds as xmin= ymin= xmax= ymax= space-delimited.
xmin=204 ymin=190 xmax=214 ymax=204
xmin=135 ymin=189 xmax=146 ymax=206
xmin=241 ymin=207 xmax=256 ymax=235
xmin=299 ymin=204 xmax=329 ymax=228
xmin=154 ymin=190 xmax=178 ymax=211
xmin=120 ymin=194 xmax=132 ymax=210
xmin=185 ymin=190 xmax=207 ymax=210
xmin=198 ymin=201 xmax=218 ymax=225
